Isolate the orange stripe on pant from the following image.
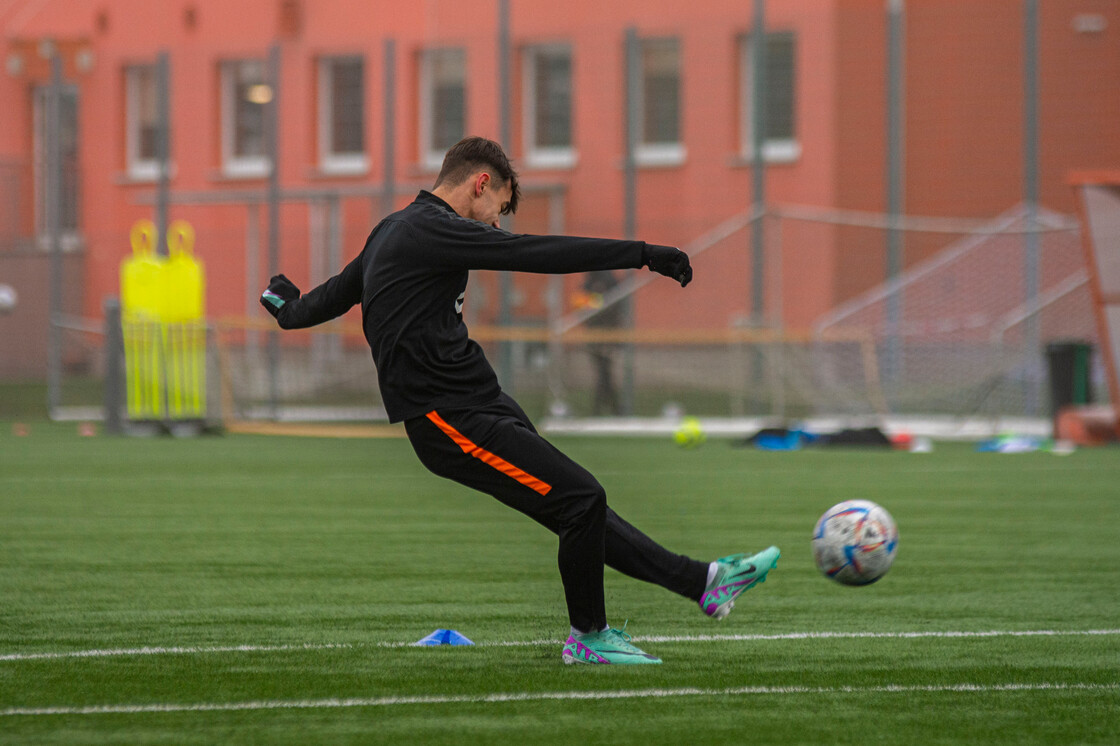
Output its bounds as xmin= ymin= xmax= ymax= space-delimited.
xmin=426 ymin=411 xmax=553 ymax=496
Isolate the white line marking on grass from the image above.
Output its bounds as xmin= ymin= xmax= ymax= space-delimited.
xmin=2 ymin=682 xmax=1117 ymax=717
xmin=3 ymin=629 xmax=1117 ymax=662
xmin=0 ymin=643 xmax=355 ymax=662
xmin=439 ymin=628 xmax=1120 ymax=648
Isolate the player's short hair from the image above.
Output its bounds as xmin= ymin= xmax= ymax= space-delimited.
xmin=433 ymin=136 xmax=521 ymax=215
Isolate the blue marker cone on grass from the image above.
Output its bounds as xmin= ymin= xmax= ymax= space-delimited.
xmin=413 ymin=629 xmax=474 ymax=646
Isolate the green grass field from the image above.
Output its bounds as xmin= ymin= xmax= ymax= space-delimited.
xmin=1 ymin=423 xmax=1118 ymax=744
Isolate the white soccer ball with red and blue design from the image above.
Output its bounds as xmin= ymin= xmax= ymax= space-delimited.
xmin=812 ymin=500 xmax=898 ymax=585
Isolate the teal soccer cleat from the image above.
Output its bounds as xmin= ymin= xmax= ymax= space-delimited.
xmin=699 ymin=545 xmax=780 ymax=619
xmin=561 ymin=625 xmax=662 ymax=665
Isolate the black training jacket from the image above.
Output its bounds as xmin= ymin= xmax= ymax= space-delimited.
xmin=273 ymin=190 xmax=647 ymax=422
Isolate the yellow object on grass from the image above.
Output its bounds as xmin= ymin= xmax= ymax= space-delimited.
xmin=120 ymin=219 xmax=206 ymax=421
xmin=674 ymin=416 xmax=707 ymax=448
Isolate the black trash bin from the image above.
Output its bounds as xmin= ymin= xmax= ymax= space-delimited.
xmin=1046 ymin=341 xmax=1094 ymax=425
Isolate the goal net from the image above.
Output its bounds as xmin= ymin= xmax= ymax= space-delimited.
xmin=810 ymin=205 xmax=1096 ymax=420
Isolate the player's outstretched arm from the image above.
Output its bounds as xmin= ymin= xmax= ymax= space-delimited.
xmin=642 ymin=244 xmax=692 ymax=287
xmin=424 ymin=215 xmax=693 ymax=287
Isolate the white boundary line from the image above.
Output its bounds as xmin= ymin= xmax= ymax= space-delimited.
xmin=2 ymin=629 xmax=1117 ymax=662
xmin=2 ymin=682 xmax=1117 ymax=717
xmin=0 ymin=643 xmax=356 ymax=662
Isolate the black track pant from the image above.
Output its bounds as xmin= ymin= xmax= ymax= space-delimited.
xmin=404 ymin=393 xmax=708 ymax=633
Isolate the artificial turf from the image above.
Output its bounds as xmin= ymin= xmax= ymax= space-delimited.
xmin=1 ymin=423 xmax=1117 ymax=744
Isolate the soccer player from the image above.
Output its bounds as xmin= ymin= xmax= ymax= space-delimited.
xmin=261 ymin=137 xmax=779 ymax=665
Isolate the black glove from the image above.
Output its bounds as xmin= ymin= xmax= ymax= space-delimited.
xmin=642 ymin=244 xmax=693 ymax=287
xmin=260 ymin=274 xmax=301 ymax=319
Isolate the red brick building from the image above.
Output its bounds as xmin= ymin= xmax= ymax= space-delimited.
xmin=1 ymin=0 xmax=1118 ymax=378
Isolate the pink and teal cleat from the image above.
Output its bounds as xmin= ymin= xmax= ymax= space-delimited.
xmin=699 ymin=545 xmax=780 ymax=619
xmin=561 ymin=625 xmax=662 ymax=665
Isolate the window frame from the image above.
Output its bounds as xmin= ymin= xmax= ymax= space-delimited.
xmin=635 ymin=36 xmax=685 ymax=168
xmin=522 ymin=43 xmax=576 ymax=170
xmin=419 ymin=47 xmax=467 ymax=172
xmin=219 ymin=58 xmax=270 ymax=179
xmin=32 ymin=82 xmax=82 ymax=248
xmin=317 ymin=55 xmax=369 ymax=176
xmin=739 ymin=30 xmax=800 ymax=164
xmin=124 ymin=64 xmax=160 ymax=181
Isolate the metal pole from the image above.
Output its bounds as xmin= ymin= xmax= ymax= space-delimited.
xmin=103 ymin=297 xmax=124 ymax=434
xmin=885 ymin=0 xmax=905 ymax=387
xmin=266 ymin=44 xmax=282 ymax=417
xmin=546 ymin=187 xmax=567 ymax=409
xmin=327 ymin=194 xmax=342 ymax=363
xmin=381 ymin=38 xmax=396 ymax=218
xmin=624 ymin=28 xmax=639 ymax=243
xmin=622 ymin=27 xmax=641 ymax=416
xmin=246 ymin=202 xmax=261 ymax=356
xmin=747 ymin=1 xmax=769 ymax=414
xmin=750 ymin=0 xmax=767 ymax=323
xmin=497 ymin=0 xmax=515 ymax=391
xmin=1023 ymin=0 xmax=1041 ymax=417
xmin=155 ymin=51 xmax=171 ymax=254
xmin=46 ymin=52 xmax=63 ymax=416
xmin=498 ymin=0 xmax=512 ymax=165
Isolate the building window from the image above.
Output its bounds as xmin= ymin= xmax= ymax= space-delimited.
xmin=33 ymin=84 xmax=81 ymax=243
xmin=523 ymin=45 xmax=574 ymax=169
xmin=318 ymin=56 xmax=367 ymax=175
xmin=740 ymin=31 xmax=799 ymax=162
xmin=220 ymin=59 xmax=270 ymax=178
xmin=636 ymin=37 xmax=684 ymax=166
xmin=125 ymin=64 xmax=159 ymax=181
xmin=420 ymin=48 xmax=466 ymax=170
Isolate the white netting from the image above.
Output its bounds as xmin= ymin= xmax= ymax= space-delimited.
xmin=810 ymin=206 xmax=1097 ymax=417
xmin=207 ymin=204 xmax=1100 ymax=424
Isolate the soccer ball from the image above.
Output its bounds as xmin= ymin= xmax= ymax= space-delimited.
xmin=812 ymin=500 xmax=898 ymax=585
